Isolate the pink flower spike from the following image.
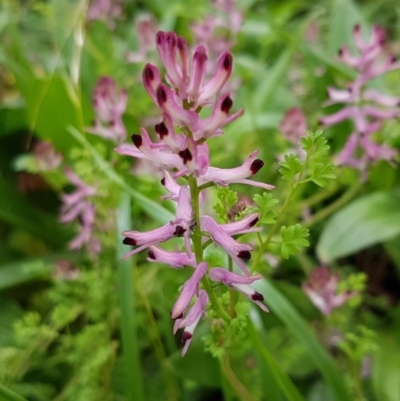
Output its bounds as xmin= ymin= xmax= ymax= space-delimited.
xmin=194 ymin=93 xmax=244 ymax=140
xmin=198 ymin=150 xmax=274 ymax=190
xmin=147 ymin=245 xmax=197 ymax=268
xmin=187 ymin=45 xmax=208 ymax=104
xmin=171 ymin=262 xmax=208 ymax=320
xmin=209 ymin=268 xmax=269 ymax=312
xmin=174 ymin=290 xmax=209 ymax=356
xmin=198 ymin=52 xmax=233 ymax=105
xmin=156 ymin=84 xmax=199 ymax=131
xmin=219 ymin=213 xmax=262 ymax=235
xmin=201 ymin=215 xmax=253 ymax=275
xmin=302 ymin=267 xmax=357 ymax=316
xmin=142 ymin=64 xmax=162 ymax=104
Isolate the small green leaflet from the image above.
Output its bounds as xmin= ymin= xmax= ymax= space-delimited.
xmin=300 ymin=130 xmax=330 ymax=155
xmin=253 ymin=193 xmax=279 ymax=225
xmin=279 ymin=154 xmax=303 ymax=182
xmin=280 ymin=224 xmax=310 ymax=259
xmin=310 ymin=163 xmax=336 ymax=187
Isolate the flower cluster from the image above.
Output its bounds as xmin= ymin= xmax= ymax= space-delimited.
xmin=320 ymin=25 xmax=400 ymax=175
xmin=60 ymin=167 xmax=100 ymax=254
xmin=117 ymin=31 xmax=271 ymax=355
xmin=302 ymin=266 xmax=356 ymax=316
xmin=86 ymin=77 xmax=127 ymax=144
xmin=87 ymin=0 xmax=123 ymax=29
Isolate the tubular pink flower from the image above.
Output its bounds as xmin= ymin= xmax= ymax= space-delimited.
xmin=156 ymin=84 xmax=199 ymax=131
xmin=155 ymin=113 xmax=187 ymax=152
xmin=363 ymin=105 xmax=399 ymax=120
xmin=194 ymin=93 xmax=244 ymax=140
xmin=209 ymin=268 xmax=269 ymax=312
xmin=363 ymin=89 xmax=400 ymax=107
xmin=201 ymin=215 xmax=253 ymax=275
xmin=187 ymin=46 xmax=208 ymax=104
xmin=173 ymin=290 xmax=209 ymax=356
xmin=302 ymin=267 xmax=357 ymax=316
xmin=147 ymin=245 xmax=197 ymax=268
xmin=198 ymin=52 xmax=233 ymax=105
xmin=142 ymin=63 xmax=162 ymax=104
xmin=171 ymin=262 xmax=208 ymax=319
xmin=120 ymin=127 xmax=184 ymax=170
xmin=177 ymin=139 xmax=209 ymax=178
xmin=326 ymin=87 xmax=354 ymax=104
xmin=160 ymin=171 xmax=181 ymax=201
xmin=198 ymin=150 xmax=274 ymax=190
xmin=156 ymin=31 xmax=186 ymax=96
xmin=219 ymin=213 xmax=261 ymax=235
xmin=177 ymin=37 xmax=190 ymax=86
xmin=319 ymin=107 xmax=355 ymax=127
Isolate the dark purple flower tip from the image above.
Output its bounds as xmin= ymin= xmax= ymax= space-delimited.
xmin=155 ymin=122 xmax=169 ymax=139
xmin=123 ymin=238 xmax=137 ymax=246
xmin=251 ymin=292 xmax=264 ymax=301
xmin=178 ymin=148 xmax=193 ymax=164
xmin=221 ymin=96 xmax=233 ymax=114
xmin=391 ymin=55 xmax=397 ymax=63
xmin=338 ymin=47 xmax=343 ymax=57
xmin=174 ymin=226 xmax=186 ymax=237
xmin=249 ymin=217 xmax=259 ymax=227
xmin=171 ymin=311 xmax=183 ymax=320
xmin=148 ymin=250 xmax=156 ymax=260
xmin=156 ymin=86 xmax=167 ymax=104
xmin=182 ymin=331 xmax=193 ymax=343
xmin=353 ymin=24 xmax=360 ymax=32
xmin=160 ymin=177 xmax=166 ymax=186
xmin=177 ymin=37 xmax=186 ymax=51
xmin=237 ymin=250 xmax=251 ymax=260
xmin=131 ymin=134 xmax=143 ymax=148
xmin=223 ymin=53 xmax=233 ymax=70
xmin=250 ymin=159 xmax=264 ymax=174
xmin=156 ymin=31 xmax=164 ymax=46
xmin=166 ymin=31 xmax=177 ymax=47
xmin=143 ymin=64 xmax=155 ymax=82
xmin=317 ymin=119 xmax=323 ymax=127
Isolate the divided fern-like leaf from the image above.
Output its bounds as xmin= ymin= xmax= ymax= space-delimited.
xmin=280 ymin=224 xmax=310 ymax=259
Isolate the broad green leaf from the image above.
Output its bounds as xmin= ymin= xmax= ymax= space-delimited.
xmin=68 ymin=126 xmax=174 ymax=225
xmin=0 ymin=383 xmax=28 ymax=401
xmin=317 ymin=191 xmax=400 ymax=263
xmin=384 ymin=237 xmax=400 ymax=279
xmin=327 ymin=0 xmax=364 ymax=55
xmin=253 ymin=279 xmax=353 ymax=401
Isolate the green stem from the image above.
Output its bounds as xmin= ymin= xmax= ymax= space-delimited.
xmin=228 ymin=257 xmax=236 ymax=317
xmin=302 ymin=183 xmax=360 ymax=228
xmin=220 ymin=353 xmax=259 ymax=401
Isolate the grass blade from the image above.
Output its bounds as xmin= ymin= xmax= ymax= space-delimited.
xmin=116 ymin=193 xmax=144 ymax=401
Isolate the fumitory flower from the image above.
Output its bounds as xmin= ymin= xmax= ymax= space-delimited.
xmin=320 ymin=24 xmax=399 ymax=175
xmin=302 ymin=266 xmax=357 ymax=316
xmin=86 ymin=76 xmax=127 ymax=143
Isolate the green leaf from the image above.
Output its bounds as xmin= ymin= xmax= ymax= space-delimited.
xmin=317 ymin=191 xmax=400 ymax=263
xmin=253 ymin=193 xmax=279 ymax=225
xmin=300 ymin=130 xmax=330 ymax=156
xmin=280 ymin=224 xmax=309 ymax=259
xmin=279 ymin=154 xmax=303 ymax=182
xmin=252 ymin=279 xmax=353 ymax=401
xmin=310 ymin=163 xmax=336 ymax=187
xmin=116 ymin=194 xmax=144 ymax=401
xmin=0 ymin=383 xmax=28 ymax=401
xmin=68 ymin=126 xmax=174 ymax=225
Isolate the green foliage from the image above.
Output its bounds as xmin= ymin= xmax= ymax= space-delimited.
xmin=310 ymin=163 xmax=336 ymax=188
xmin=279 ymin=224 xmax=310 ymax=259
xmin=279 ymin=154 xmax=303 ymax=182
xmin=253 ymin=193 xmax=279 ymax=225
xmin=300 ymin=130 xmax=330 ymax=156
xmin=337 ymin=272 xmax=367 ymax=308
xmin=213 ymin=186 xmax=238 ymax=222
